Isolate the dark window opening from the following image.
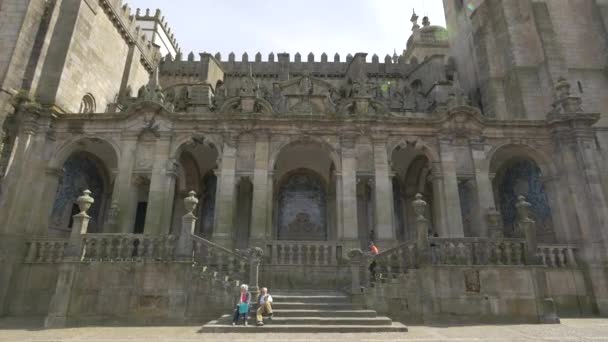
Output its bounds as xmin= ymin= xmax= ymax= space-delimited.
xmin=68 ymin=203 xmax=80 ymax=228
xmin=577 ymin=81 xmax=584 ymax=94
xmin=134 ymin=202 xmax=148 ymax=234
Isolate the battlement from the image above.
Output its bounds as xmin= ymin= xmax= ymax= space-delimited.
xmin=135 ymin=8 xmax=181 ymax=56
xmin=99 ymin=0 xmax=162 ymax=72
xmin=160 ymin=51 xmax=426 ymax=78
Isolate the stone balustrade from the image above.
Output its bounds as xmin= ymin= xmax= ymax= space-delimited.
xmin=373 ymin=241 xmax=417 ymax=277
xmin=24 ymin=239 xmax=69 ymax=263
xmin=80 ymin=234 xmax=176 ymax=261
xmin=192 ymin=235 xmax=250 ymax=282
xmin=266 ymin=241 xmax=343 ymax=266
xmin=430 ymin=237 xmax=526 ymax=266
xmin=537 ymin=244 xmax=580 ymax=268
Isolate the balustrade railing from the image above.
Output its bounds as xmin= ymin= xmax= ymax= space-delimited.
xmin=537 ymin=244 xmax=580 ymax=268
xmin=429 ymin=237 xmax=526 ymax=266
xmin=80 ymin=234 xmax=176 ymax=261
xmin=192 ymin=235 xmax=251 ymax=282
xmin=266 ymin=241 xmax=343 ymax=266
xmin=373 ymin=241 xmax=417 ymax=279
xmin=24 ymin=239 xmax=69 ymax=263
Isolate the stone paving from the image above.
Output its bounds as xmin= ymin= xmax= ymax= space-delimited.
xmin=1 ymin=318 xmax=608 ymax=341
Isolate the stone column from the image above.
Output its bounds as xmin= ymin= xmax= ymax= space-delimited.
xmin=110 ymin=135 xmax=137 ymax=233
xmin=213 ymin=134 xmax=238 ymax=248
xmin=541 ymin=176 xmax=574 ymax=242
xmin=372 ymin=136 xmax=395 ymax=244
xmin=45 ymin=190 xmax=94 ymax=328
xmin=338 ymin=136 xmax=360 ymax=248
xmin=144 ymin=134 xmax=176 ymax=235
xmin=249 ymin=133 xmax=270 ymax=247
xmin=471 ymin=147 xmax=497 ymax=237
xmin=430 ymin=162 xmax=447 ymax=237
xmin=438 ymin=138 xmax=465 ymax=237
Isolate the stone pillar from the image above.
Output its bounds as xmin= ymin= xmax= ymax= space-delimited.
xmin=29 ymin=167 xmax=63 ymax=235
xmin=213 ymin=134 xmax=238 ymax=248
xmin=430 ymin=162 xmax=447 ymax=237
xmin=244 ymin=247 xmax=263 ymax=294
xmin=347 ymin=249 xmax=364 ymax=294
xmin=338 ymin=136 xmax=361 ymax=248
xmin=516 ymin=196 xmax=538 ymax=264
xmin=144 ymin=134 xmax=176 ymax=235
xmin=372 ymin=136 xmax=395 ymax=244
xmin=111 ymin=135 xmax=137 ymax=233
xmin=176 ymin=191 xmax=198 ymax=261
xmin=471 ymin=147 xmax=496 ymax=237
xmin=249 ymin=133 xmax=270 ymax=247
xmin=541 ymin=176 xmax=574 ymax=242
xmin=413 ymin=194 xmax=431 ymax=265
xmin=438 ymin=138 xmax=465 ymax=237
xmin=45 ymin=190 xmax=94 ymax=328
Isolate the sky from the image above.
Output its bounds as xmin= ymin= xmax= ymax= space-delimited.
xmin=127 ymin=0 xmax=446 ymax=61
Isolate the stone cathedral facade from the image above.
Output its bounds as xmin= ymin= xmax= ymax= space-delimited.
xmin=0 ymin=0 xmax=607 ymax=326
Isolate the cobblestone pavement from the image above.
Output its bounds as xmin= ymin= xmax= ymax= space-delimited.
xmin=1 ymin=318 xmax=608 ymax=341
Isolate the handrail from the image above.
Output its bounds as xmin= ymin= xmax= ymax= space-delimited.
xmin=191 ymin=234 xmax=247 ymax=261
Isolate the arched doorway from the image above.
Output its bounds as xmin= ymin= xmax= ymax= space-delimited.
xmin=272 ymin=140 xmax=338 ymax=241
xmin=391 ymin=146 xmax=435 ymax=241
xmin=492 ymin=157 xmax=555 ymax=242
xmin=49 ymin=151 xmax=112 ymax=236
xmin=171 ymin=140 xmax=219 ymax=238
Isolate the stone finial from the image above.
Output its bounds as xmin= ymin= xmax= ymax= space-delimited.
xmin=321 ymin=53 xmax=328 ymax=63
xmin=411 ymin=9 xmax=420 ymax=31
xmin=392 ymin=50 xmax=399 ymax=63
xmin=515 ymin=195 xmax=533 ymax=223
xmin=268 ymin=52 xmax=275 ymax=62
xmin=412 ymin=193 xmax=427 ymax=220
xmin=295 ymin=52 xmax=301 ymax=62
xmin=385 ymin=54 xmax=392 ymax=64
xmin=372 ymin=54 xmax=379 ymax=64
xmin=242 ymin=52 xmax=249 ymax=62
xmin=229 ymin=52 xmax=235 ymax=62
xmin=175 ymin=52 xmax=183 ymax=61
xmin=334 ymin=53 xmax=340 ymax=63
xmin=187 ymin=52 xmax=195 ymax=61
xmin=76 ymin=190 xmax=94 ymax=216
xmin=255 ymin=52 xmax=262 ymax=62
xmin=346 ymin=53 xmax=353 ymax=63
xmin=308 ymin=52 xmax=314 ymax=63
xmin=347 ymin=248 xmax=365 ymax=262
xmin=422 ymin=16 xmax=430 ymax=27
xmin=214 ymin=52 xmax=221 ymax=61
xmin=183 ymin=190 xmax=199 ymax=216
xmin=164 ymin=53 xmax=173 ymax=62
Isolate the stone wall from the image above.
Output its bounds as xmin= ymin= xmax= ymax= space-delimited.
xmin=7 ymin=261 xmax=237 ymax=326
xmin=260 ymin=265 xmax=350 ymax=290
xmin=360 ymin=265 xmax=592 ymax=324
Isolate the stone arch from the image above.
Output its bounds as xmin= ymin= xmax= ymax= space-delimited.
xmin=79 ymin=93 xmax=96 ymax=114
xmin=50 ymin=136 xmax=120 ymax=171
xmin=390 ymin=144 xmax=435 ymax=240
xmin=170 ymin=138 xmax=220 ymax=236
xmin=271 ymin=139 xmax=338 ymax=241
xmin=170 ymin=134 xmax=222 ymax=161
xmin=269 ymin=137 xmax=341 ymax=174
xmin=49 ymin=150 xmax=114 ymax=236
xmin=489 ymin=144 xmax=556 ymax=242
xmin=387 ymin=138 xmax=439 ymax=165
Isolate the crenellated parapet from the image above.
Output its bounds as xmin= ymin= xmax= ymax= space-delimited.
xmin=135 ymin=8 xmax=181 ymax=54
xmin=158 ymin=50 xmax=462 ymax=117
xmin=99 ymin=0 xmax=162 ymax=72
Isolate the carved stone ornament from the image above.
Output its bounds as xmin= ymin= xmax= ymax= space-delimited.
xmin=412 ymin=193 xmax=427 ymax=220
xmin=183 ymin=190 xmax=199 ymax=215
xmin=76 ymin=190 xmax=95 ymax=215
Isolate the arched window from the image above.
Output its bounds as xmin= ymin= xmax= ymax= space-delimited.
xmin=79 ymin=93 xmax=96 ymax=114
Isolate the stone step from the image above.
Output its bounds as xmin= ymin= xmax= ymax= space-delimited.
xmin=200 ymin=322 xmax=408 ymax=333
xmin=265 ymin=316 xmax=393 ymax=326
xmin=272 ymin=295 xmax=350 ymax=303
xmin=272 ymin=302 xmax=355 ymax=310
xmin=272 ymin=309 xmax=377 ymax=318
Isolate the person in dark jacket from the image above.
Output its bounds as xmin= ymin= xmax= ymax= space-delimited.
xmin=232 ymin=284 xmax=252 ymax=326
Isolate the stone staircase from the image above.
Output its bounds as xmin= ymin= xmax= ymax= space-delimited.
xmin=200 ymin=290 xmax=408 ymax=333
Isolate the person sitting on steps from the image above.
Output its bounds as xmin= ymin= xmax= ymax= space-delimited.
xmin=256 ymin=287 xmax=273 ymax=326
xmin=232 ymin=284 xmax=251 ymax=326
